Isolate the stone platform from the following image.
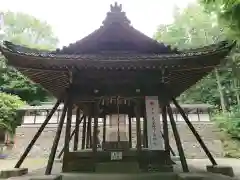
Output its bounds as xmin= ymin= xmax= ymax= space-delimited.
xmin=206 ymin=165 xmax=234 ymax=177
xmin=6 ymin=175 xmax=61 ymax=180
xmin=0 ymin=168 xmax=28 ymax=178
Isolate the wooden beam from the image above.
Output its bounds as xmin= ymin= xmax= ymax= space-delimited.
xmin=162 ymin=105 xmax=170 ymax=155
xmin=15 ymin=97 xmax=62 ymax=168
xmin=172 ymin=98 xmax=217 ymax=165
xmin=57 ymin=115 xmax=84 ymax=158
xmin=86 ymin=116 xmax=92 ymax=148
xmin=45 ymin=97 xmax=68 ymax=175
xmin=167 ymin=104 xmax=189 ymax=172
xmin=81 ymin=116 xmax=87 ymax=149
xmin=62 ymin=98 xmax=73 ymax=171
xmin=103 ymin=114 xmax=106 ymax=145
xmin=135 ymin=100 xmax=141 ymax=151
xmin=128 ymin=115 xmax=132 ymax=148
xmin=92 ymin=101 xmax=99 ymax=165
xmin=73 ymin=107 xmax=81 ymax=151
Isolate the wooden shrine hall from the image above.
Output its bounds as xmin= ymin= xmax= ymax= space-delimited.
xmin=0 ymin=2 xmax=235 ymax=175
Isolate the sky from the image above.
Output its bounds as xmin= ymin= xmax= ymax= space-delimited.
xmin=1 ymin=0 xmax=195 ymax=48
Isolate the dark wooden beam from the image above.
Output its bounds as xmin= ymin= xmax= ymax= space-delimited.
xmin=73 ymin=107 xmax=81 ymax=151
xmin=86 ymin=116 xmax=92 ymax=148
xmin=167 ymin=104 xmax=189 ymax=172
xmin=81 ymin=116 xmax=87 ymax=149
xmin=45 ymin=97 xmax=68 ymax=175
xmin=143 ymin=112 xmax=148 ymax=148
xmin=128 ymin=115 xmax=132 ymax=148
xmin=135 ymin=101 xmax=142 ymax=151
xmin=172 ymin=98 xmax=217 ymax=165
xmin=92 ymin=101 xmax=99 ymax=161
xmin=15 ymin=97 xmax=62 ymax=168
xmin=57 ymin=115 xmax=84 ymax=158
xmin=103 ymin=115 xmax=106 ymax=145
xmin=162 ymin=105 xmax=170 ymax=155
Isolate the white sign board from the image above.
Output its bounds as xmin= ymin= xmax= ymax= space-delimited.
xmin=110 ymin=151 xmax=122 ymax=160
xmin=145 ymin=96 xmax=164 ymax=150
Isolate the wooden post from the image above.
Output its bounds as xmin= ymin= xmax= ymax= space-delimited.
xmin=45 ymin=98 xmax=69 ymax=175
xmin=172 ymin=98 xmax=217 ymax=165
xmin=73 ymin=107 xmax=81 ymax=151
xmin=143 ymin=111 xmax=148 ymax=148
xmin=86 ymin=116 xmax=92 ymax=148
xmin=128 ymin=115 xmax=132 ymax=148
xmin=64 ymin=102 xmax=73 ymax=152
xmin=103 ymin=114 xmax=106 ymax=145
xmin=135 ymin=101 xmax=141 ymax=151
xmin=81 ymin=115 xmax=87 ymax=149
xmin=167 ymin=104 xmax=189 ymax=172
xmin=162 ymin=105 xmax=170 ymax=155
xmin=92 ymin=102 xmax=99 ymax=154
xmin=57 ymin=115 xmax=84 ymax=158
xmin=15 ymin=98 xmax=62 ymax=168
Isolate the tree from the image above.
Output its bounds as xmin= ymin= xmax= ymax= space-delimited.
xmin=0 ymin=11 xmax=59 ymax=103
xmin=200 ymin=0 xmax=240 ymax=40
xmin=154 ymin=3 xmax=236 ymax=111
xmin=0 ymin=92 xmax=25 ymax=135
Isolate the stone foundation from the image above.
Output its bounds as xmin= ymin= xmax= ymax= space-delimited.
xmin=206 ymin=165 xmax=234 ymax=177
xmin=2 ymin=122 xmax=223 ymax=159
xmin=0 ymin=168 xmax=28 ymax=178
xmin=7 ymin=175 xmax=62 ymax=180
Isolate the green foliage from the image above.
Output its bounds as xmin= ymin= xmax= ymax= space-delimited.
xmin=211 ymin=106 xmax=240 ymax=158
xmin=212 ymin=105 xmax=240 ymax=139
xmin=0 ymin=92 xmax=25 ymax=135
xmin=154 ymin=3 xmax=233 ymax=109
xmin=154 ymin=2 xmax=240 ymax=157
xmin=0 ymin=11 xmax=59 ymax=103
xmin=200 ymin=0 xmax=240 ymax=40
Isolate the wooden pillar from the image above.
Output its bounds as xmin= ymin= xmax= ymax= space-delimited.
xmin=86 ymin=115 xmax=92 ymax=148
xmin=162 ymin=105 xmax=170 ymax=155
xmin=143 ymin=112 xmax=148 ymax=148
xmin=73 ymin=107 xmax=81 ymax=151
xmin=63 ymin=100 xmax=73 ymax=155
xmin=135 ymin=101 xmax=141 ymax=151
xmin=15 ymin=98 xmax=62 ymax=168
xmin=57 ymin=115 xmax=84 ymax=158
xmin=57 ymin=110 xmax=60 ymax=123
xmin=92 ymin=101 xmax=99 ymax=164
xmin=172 ymin=98 xmax=217 ymax=165
xmin=81 ymin=115 xmax=87 ymax=149
xmin=167 ymin=104 xmax=189 ymax=172
xmin=103 ymin=114 xmax=106 ymax=145
xmin=128 ymin=115 xmax=132 ymax=148
xmin=45 ymin=97 xmax=69 ymax=175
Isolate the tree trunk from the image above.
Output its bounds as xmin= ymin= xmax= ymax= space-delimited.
xmin=214 ymin=68 xmax=226 ymax=113
xmin=234 ymin=78 xmax=240 ymax=105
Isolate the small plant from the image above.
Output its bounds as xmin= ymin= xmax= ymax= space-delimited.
xmin=212 ymin=106 xmax=240 ymax=158
xmin=0 ymin=92 xmax=25 ymax=137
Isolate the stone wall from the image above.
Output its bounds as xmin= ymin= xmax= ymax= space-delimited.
xmin=2 ymin=122 xmax=223 ymax=159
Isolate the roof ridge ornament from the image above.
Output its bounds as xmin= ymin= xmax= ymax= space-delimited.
xmin=102 ymin=2 xmax=130 ymax=26
xmin=110 ymin=2 xmax=122 ymax=13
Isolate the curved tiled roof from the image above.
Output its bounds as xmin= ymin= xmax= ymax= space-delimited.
xmin=0 ymin=3 xmax=236 ymax=101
